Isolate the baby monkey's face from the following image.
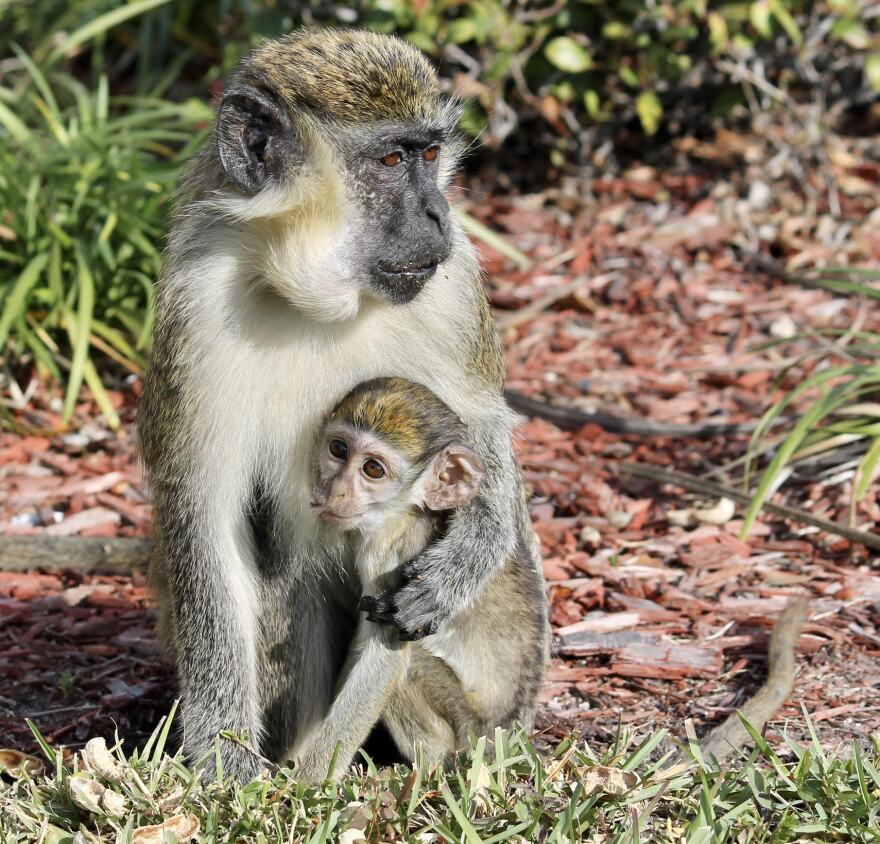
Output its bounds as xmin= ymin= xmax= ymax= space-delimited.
xmin=311 ymin=420 xmax=485 ymax=533
xmin=312 ymin=421 xmax=415 ymax=532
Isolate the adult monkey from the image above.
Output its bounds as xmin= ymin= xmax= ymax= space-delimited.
xmin=138 ymin=29 xmax=538 ymax=780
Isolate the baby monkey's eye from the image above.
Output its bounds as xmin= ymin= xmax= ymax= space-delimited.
xmin=362 ymin=459 xmax=386 ymax=479
xmin=381 ymin=151 xmax=403 ymax=167
xmin=328 ymin=439 xmax=349 ymax=460
xmin=423 ymin=145 xmax=439 ymax=162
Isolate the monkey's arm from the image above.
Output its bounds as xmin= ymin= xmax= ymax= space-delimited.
xmin=140 ymin=345 xmax=265 ymax=782
xmin=295 ymin=626 xmax=408 ymax=783
xmin=153 ymin=486 xmax=266 ymax=781
xmin=361 ymin=408 xmax=521 ymax=639
xmin=698 ymin=599 xmax=808 ymax=763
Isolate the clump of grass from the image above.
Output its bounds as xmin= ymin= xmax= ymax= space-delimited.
xmin=2 ymin=706 xmax=878 ymax=842
xmin=741 ymin=269 xmax=880 ymax=539
xmin=0 ymin=49 xmax=211 ymax=428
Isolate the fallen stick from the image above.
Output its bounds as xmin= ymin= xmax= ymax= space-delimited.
xmin=619 ymin=462 xmax=880 ymax=551
xmin=0 ymin=536 xmax=152 ymax=574
xmin=506 ymin=390 xmax=754 ymax=439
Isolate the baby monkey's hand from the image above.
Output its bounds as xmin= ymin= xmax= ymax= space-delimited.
xmin=359 ymin=556 xmax=443 ymax=641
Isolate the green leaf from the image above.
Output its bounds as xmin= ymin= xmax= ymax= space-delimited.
xmin=866 ymin=54 xmax=880 ymax=91
xmin=707 ymin=12 xmax=729 ymax=53
xmin=447 ymin=18 xmax=478 ymax=45
xmin=584 ymin=89 xmax=601 ymax=118
xmin=769 ymin=0 xmax=802 ymax=45
xmin=750 ymin=1 xmax=773 ymax=39
xmin=544 ymin=37 xmax=592 ymax=74
xmin=831 ymin=19 xmax=871 ymax=50
xmin=636 ymin=91 xmax=663 ymax=136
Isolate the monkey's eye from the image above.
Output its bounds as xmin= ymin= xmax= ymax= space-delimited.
xmin=361 ymin=459 xmax=386 ymax=480
xmin=381 ymin=151 xmax=403 ymax=167
xmin=423 ymin=146 xmax=439 ymax=162
xmin=328 ymin=439 xmax=349 ymax=460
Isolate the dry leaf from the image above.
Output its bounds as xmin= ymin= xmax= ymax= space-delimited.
xmin=130 ymin=814 xmax=201 ymax=843
xmin=68 ymin=774 xmax=106 ymax=813
xmin=81 ymin=737 xmax=125 ymax=782
xmin=158 ymin=784 xmax=186 ymax=814
xmin=101 ymin=788 xmax=127 ymax=817
xmin=579 ymin=765 xmax=638 ymax=796
xmin=0 ymin=749 xmax=44 ymax=779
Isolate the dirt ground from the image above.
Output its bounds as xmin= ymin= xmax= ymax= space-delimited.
xmin=2 ymin=128 xmax=879 ymax=762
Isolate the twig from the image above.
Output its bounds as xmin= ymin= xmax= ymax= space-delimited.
xmin=505 ymin=391 xmax=754 ymax=439
xmin=496 ymin=274 xmax=603 ymax=330
xmin=619 ymin=462 xmax=880 ymax=551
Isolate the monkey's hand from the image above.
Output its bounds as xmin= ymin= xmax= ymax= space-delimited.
xmin=359 ymin=555 xmax=444 ymax=640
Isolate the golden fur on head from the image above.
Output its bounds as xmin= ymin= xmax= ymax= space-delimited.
xmin=329 ymin=377 xmax=467 ymax=466
xmin=247 ymin=29 xmax=443 ymax=124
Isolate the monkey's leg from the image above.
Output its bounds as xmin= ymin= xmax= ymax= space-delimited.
xmin=258 ymin=567 xmax=358 ymax=765
xmin=294 ymin=626 xmax=409 ymax=784
xmin=382 ymin=647 xmax=462 ymax=766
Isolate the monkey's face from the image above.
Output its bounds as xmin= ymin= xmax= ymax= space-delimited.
xmin=212 ymin=46 xmax=461 ymax=320
xmin=345 ymin=124 xmax=453 ymax=305
xmin=311 ymin=421 xmax=416 ymax=532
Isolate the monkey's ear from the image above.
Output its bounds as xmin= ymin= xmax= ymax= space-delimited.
xmin=422 ymin=445 xmax=484 ymax=511
xmin=216 ymin=85 xmax=294 ymax=194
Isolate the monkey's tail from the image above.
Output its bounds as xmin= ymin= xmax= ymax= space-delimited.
xmin=697 ymin=598 xmax=808 ymax=764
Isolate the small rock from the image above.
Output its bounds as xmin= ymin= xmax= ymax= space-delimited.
xmin=770 ymin=314 xmax=797 ymax=339
xmin=579 ymin=526 xmax=602 ymax=547
xmin=747 ymin=180 xmax=772 ymax=210
xmin=606 ymin=511 xmax=633 ymax=529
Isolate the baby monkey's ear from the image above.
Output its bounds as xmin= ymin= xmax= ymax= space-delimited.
xmin=422 ymin=445 xmax=485 ymax=511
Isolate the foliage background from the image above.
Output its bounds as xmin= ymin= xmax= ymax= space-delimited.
xmin=0 ymin=1 xmax=878 ymax=436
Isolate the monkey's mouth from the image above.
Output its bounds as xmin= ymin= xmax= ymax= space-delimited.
xmin=375 ymin=260 xmax=439 ymax=283
xmin=369 ymin=261 xmax=440 ymax=305
xmin=314 ymin=506 xmax=367 ymax=529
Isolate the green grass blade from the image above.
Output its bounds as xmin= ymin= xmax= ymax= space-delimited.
xmin=0 ymin=253 xmax=49 ymax=349
xmin=439 ymin=781 xmax=484 ymax=844
xmin=742 ymin=375 xmax=875 ymax=537
xmin=0 ymin=98 xmax=33 ymax=144
xmin=855 ymin=436 xmax=880 ymax=502
xmin=61 ymin=242 xmax=95 ymax=424
xmin=47 ymin=0 xmax=174 ymax=65
xmin=454 ymin=208 xmax=533 ymax=270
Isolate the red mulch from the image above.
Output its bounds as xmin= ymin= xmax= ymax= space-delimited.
xmin=2 ymin=129 xmax=879 ymax=762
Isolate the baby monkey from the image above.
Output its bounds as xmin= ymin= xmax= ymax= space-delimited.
xmin=297 ymin=377 xmax=549 ymax=782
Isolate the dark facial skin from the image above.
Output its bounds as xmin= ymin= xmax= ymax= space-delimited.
xmin=215 ymin=86 xmax=453 ymax=307
xmin=349 ymin=125 xmax=452 ymax=304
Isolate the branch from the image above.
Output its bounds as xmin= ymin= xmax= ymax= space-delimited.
xmin=0 ymin=536 xmax=152 ymax=573
xmin=619 ymin=462 xmax=880 ymax=551
xmin=505 ymin=391 xmax=754 ymax=439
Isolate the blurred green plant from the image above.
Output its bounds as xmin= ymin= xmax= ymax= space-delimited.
xmin=0 ymin=45 xmax=211 ymax=427
xmin=2 ymin=1 xmax=878 ymax=149
xmin=741 ymin=269 xmax=880 ymax=538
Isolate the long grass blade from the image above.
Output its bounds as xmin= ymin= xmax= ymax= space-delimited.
xmin=47 ymin=0 xmax=174 ymax=65
xmin=0 ymin=253 xmax=49 ymax=349
xmin=61 ymin=243 xmax=95 ymax=424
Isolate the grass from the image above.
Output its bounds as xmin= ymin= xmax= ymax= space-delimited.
xmin=740 ymin=269 xmax=880 ymax=539
xmin=0 ymin=50 xmax=211 ymax=428
xmin=1 ymin=707 xmax=879 ymax=842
